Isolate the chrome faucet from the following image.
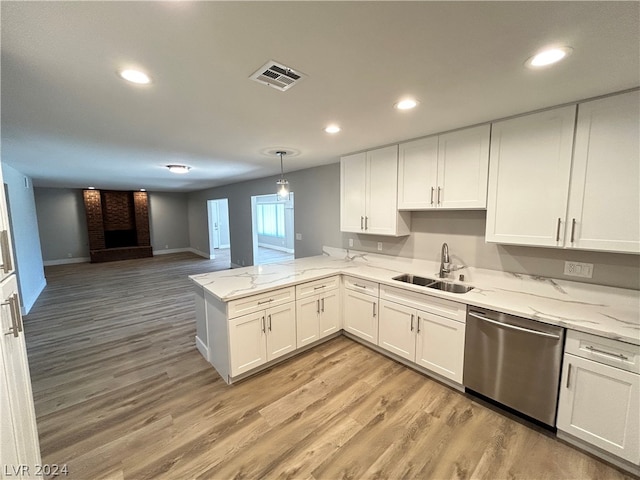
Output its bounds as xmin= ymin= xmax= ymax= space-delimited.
xmin=439 ymin=242 xmax=450 ymax=278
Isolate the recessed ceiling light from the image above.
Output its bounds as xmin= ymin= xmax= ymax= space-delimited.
xmin=324 ymin=125 xmax=341 ymax=134
xmin=118 ymin=68 xmax=152 ymax=84
xmin=395 ymin=98 xmax=419 ymax=110
xmin=87 ymin=186 xmax=96 ymax=190
xmin=140 ymin=188 xmax=146 ymax=192
xmin=526 ymin=47 xmax=573 ymax=68
xmin=167 ymin=165 xmax=190 ymax=174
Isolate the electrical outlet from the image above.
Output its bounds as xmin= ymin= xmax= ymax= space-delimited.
xmin=377 ymin=242 xmax=383 ymax=251
xmin=67 ymin=253 xmax=72 ymax=258
xmin=165 ymin=244 xmax=169 ymax=249
xmin=564 ymin=261 xmax=594 ymax=278
xmin=295 ymin=233 xmax=302 ymax=240
xmin=348 ymin=238 xmax=354 ymax=247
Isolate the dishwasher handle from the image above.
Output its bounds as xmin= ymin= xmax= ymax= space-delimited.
xmin=468 ymin=311 xmax=561 ymax=340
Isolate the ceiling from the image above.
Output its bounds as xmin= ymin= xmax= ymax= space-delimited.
xmin=1 ymin=1 xmax=639 ymax=192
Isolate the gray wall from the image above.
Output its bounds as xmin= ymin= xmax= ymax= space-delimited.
xmin=34 ymin=188 xmax=89 ymax=262
xmin=2 ymin=164 xmax=46 ymax=313
xmin=34 ymin=188 xmax=191 ymax=262
xmin=188 ymin=163 xmax=342 ymax=266
xmin=343 ymin=210 xmax=640 ymax=290
xmin=148 ymin=191 xmax=190 ymax=253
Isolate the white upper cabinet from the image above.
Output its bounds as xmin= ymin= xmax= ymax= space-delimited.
xmin=340 ymin=145 xmax=410 ymax=236
xmin=397 ymin=124 xmax=490 ymax=210
xmin=486 ymin=105 xmax=576 ymax=247
xmin=566 ymin=91 xmax=640 ymax=254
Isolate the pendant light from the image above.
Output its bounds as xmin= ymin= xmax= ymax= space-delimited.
xmin=276 ymin=151 xmax=289 ymax=199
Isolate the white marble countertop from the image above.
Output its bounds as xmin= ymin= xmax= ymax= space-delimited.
xmin=190 ymin=247 xmax=640 ymax=346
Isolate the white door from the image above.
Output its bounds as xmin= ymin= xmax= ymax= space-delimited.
xmin=0 ymin=275 xmax=41 ymax=473
xmin=229 ymin=311 xmax=267 ymax=376
xmin=295 ymin=296 xmax=320 ymax=347
xmin=265 ymin=303 xmax=297 ymax=361
xmin=397 ymin=137 xmax=439 ymax=210
xmin=319 ymin=290 xmax=340 ymax=338
xmin=378 ymin=300 xmax=416 ymax=361
xmin=208 ymin=200 xmax=220 ymax=250
xmin=557 ymin=353 xmax=640 ymax=464
xmin=340 ymin=152 xmax=367 ymax=233
xmin=366 ymin=145 xmax=399 ymax=235
xmin=343 ymin=289 xmax=378 ymax=344
xmin=567 ymin=91 xmax=640 ymax=253
xmin=415 ymin=312 xmax=466 ymax=384
xmin=486 ymin=106 xmax=576 ymax=247
xmin=437 ymin=124 xmax=490 ymax=209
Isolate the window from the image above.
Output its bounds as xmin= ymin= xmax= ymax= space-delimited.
xmin=256 ymin=203 xmax=285 ymax=238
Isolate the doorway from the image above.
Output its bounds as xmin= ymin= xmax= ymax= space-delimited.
xmin=251 ymin=193 xmax=294 ymax=265
xmin=207 ymin=199 xmax=230 ymax=259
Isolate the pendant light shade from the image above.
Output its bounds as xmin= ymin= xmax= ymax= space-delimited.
xmin=276 ymin=151 xmax=290 ymax=198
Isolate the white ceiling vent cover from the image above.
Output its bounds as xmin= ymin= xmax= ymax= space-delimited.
xmin=250 ymin=61 xmax=306 ymax=92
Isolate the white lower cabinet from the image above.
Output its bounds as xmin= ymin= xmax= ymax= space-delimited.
xmin=343 ymin=277 xmax=379 ymax=344
xmin=557 ymin=330 xmax=640 ymax=466
xmin=378 ymin=285 xmax=466 ymax=384
xmin=228 ymin=302 xmax=296 ymax=377
xmin=296 ymin=276 xmax=341 ymax=347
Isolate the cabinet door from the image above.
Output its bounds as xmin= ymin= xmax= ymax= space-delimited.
xmin=415 ymin=312 xmax=465 ymax=384
xmin=567 ymin=91 xmax=640 ymax=253
xmin=486 ymin=106 xmax=576 ymax=247
xmin=343 ymin=289 xmax=378 ymax=344
xmin=340 ymin=152 xmax=367 ymax=233
xmin=366 ymin=145 xmax=400 ymax=235
xmin=0 ymin=276 xmax=40 ymax=469
xmin=437 ymin=124 xmax=490 ymax=209
xmin=296 ymin=296 xmax=320 ymax=347
xmin=397 ymin=137 xmax=439 ymax=210
xmin=319 ymin=290 xmax=340 ymax=338
xmin=229 ymin=311 xmax=267 ymax=376
xmin=0 ymin=181 xmax=14 ymax=283
xmin=557 ymin=353 xmax=640 ymax=464
xmin=265 ymin=303 xmax=297 ymax=361
xmin=378 ymin=300 xmax=416 ymax=361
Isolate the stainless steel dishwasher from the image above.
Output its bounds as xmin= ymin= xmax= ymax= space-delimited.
xmin=463 ymin=308 xmax=565 ymax=427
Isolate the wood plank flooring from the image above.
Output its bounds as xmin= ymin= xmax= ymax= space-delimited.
xmin=23 ymin=253 xmax=634 ymax=479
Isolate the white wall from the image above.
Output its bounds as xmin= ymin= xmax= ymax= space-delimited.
xmin=1 ymin=165 xmax=46 ymax=313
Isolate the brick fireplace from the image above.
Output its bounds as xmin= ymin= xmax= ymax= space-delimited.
xmin=83 ymin=189 xmax=153 ymax=263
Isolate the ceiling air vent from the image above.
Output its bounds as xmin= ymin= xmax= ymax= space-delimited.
xmin=250 ymin=61 xmax=306 ymax=92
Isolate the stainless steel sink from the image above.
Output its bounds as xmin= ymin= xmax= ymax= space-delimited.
xmin=392 ymin=274 xmax=474 ymax=294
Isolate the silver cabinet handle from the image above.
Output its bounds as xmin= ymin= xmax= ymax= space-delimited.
xmin=313 ymin=285 xmax=325 ymax=290
xmin=585 ymin=345 xmax=628 ymax=361
xmin=570 ymin=218 xmax=576 ymax=243
xmin=556 ymin=218 xmax=561 ymax=242
xmin=437 ymin=186 xmax=441 ymax=205
xmin=372 ymin=302 xmax=377 ymax=318
xmin=0 ymin=230 xmax=12 ymax=274
xmin=258 ymin=298 xmax=273 ymax=305
xmin=365 ymin=216 xmax=368 ymax=230
xmin=468 ymin=311 xmax=561 ymax=339
xmin=268 ymin=315 xmax=272 ymax=332
xmin=321 ymin=298 xmax=325 ymax=313
xmin=353 ymin=283 xmax=367 ymax=289
xmin=417 ymin=316 xmax=421 ymax=334
xmin=10 ymin=294 xmax=21 ymax=333
xmin=360 ymin=216 xmax=364 ymax=230
xmin=566 ymin=363 xmax=572 ymax=388
xmin=430 ymin=187 xmax=434 ymax=205
xmin=410 ymin=314 xmax=414 ymax=332
xmin=317 ymin=299 xmax=320 ymax=314
xmin=261 ymin=316 xmax=266 ymax=333
xmin=2 ymin=297 xmax=18 ymax=338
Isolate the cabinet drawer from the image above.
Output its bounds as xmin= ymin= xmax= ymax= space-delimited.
xmin=228 ymin=286 xmax=295 ymax=319
xmin=380 ymin=284 xmax=466 ymax=323
xmin=343 ymin=276 xmax=379 ymax=297
xmin=565 ymin=330 xmax=640 ymax=374
xmin=296 ymin=276 xmax=339 ymax=299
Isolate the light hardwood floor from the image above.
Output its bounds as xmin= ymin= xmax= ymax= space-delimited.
xmin=23 ymin=253 xmax=634 ymax=480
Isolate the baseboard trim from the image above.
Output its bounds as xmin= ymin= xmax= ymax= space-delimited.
xmin=195 ymin=335 xmax=209 ymax=362
xmin=257 ymin=244 xmax=294 ymax=254
xmin=188 ymin=248 xmax=213 ymax=259
xmin=43 ymin=257 xmax=90 ymax=266
xmin=153 ymin=247 xmax=192 ymax=256
xmin=230 ymin=262 xmax=243 ymax=269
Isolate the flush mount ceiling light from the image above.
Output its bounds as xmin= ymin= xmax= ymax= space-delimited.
xmin=118 ymin=68 xmax=152 ymax=84
xmin=276 ymin=151 xmax=290 ymax=199
xmin=526 ymin=47 xmax=573 ymax=68
xmin=167 ymin=164 xmax=190 ymax=174
xmin=395 ymin=98 xmax=419 ymax=110
xmin=324 ymin=125 xmax=341 ymax=134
